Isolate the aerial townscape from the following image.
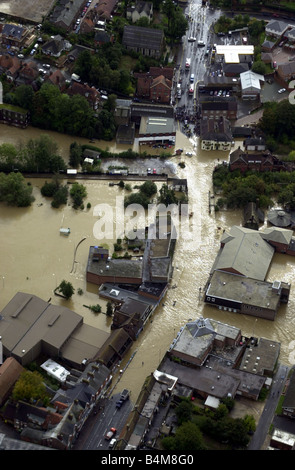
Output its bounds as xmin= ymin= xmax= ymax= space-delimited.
xmin=2 ymin=0 xmax=295 ymax=455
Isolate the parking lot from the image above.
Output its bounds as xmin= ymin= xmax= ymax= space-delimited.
xmin=0 ymin=0 xmax=55 ymax=23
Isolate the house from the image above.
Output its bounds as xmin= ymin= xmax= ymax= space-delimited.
xmin=0 ymin=54 xmax=21 ymax=81
xmin=122 ymin=25 xmax=164 ymax=58
xmin=243 ymin=136 xmax=266 ymax=151
xmin=135 ymin=68 xmax=173 ymax=102
xmin=67 ymin=82 xmax=100 ymax=109
xmin=41 ymin=35 xmax=66 ymax=57
xmin=200 ymin=117 xmax=233 ymax=151
xmin=149 ymin=75 xmax=172 ymax=103
xmin=50 ymin=0 xmax=85 ymax=30
xmin=16 ymin=60 xmax=39 ymax=84
xmin=95 ymin=0 xmax=118 ymax=21
xmin=1 ymin=23 xmax=29 ymax=49
xmin=116 ymin=124 xmax=135 ymax=145
xmin=240 ymin=70 xmax=265 ymax=100
xmin=261 ymin=40 xmax=276 ymax=52
xmin=94 ymin=29 xmax=112 ymax=46
xmin=126 ymin=2 xmax=153 ymax=23
xmin=112 ymin=297 xmax=153 ymax=339
xmin=46 ymin=70 xmax=66 ymax=91
xmin=138 ymin=116 xmax=175 ymax=145
xmin=266 ymin=210 xmax=295 ymax=230
xmin=277 ymin=60 xmax=295 ymax=84
xmin=229 ymin=147 xmax=286 ymax=173
xmin=200 ymin=97 xmax=237 ymax=120
xmin=265 ymin=20 xmax=289 ymax=39
xmin=0 ymin=358 xmax=24 ymax=406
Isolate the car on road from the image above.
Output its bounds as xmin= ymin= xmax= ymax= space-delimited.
xmin=188 ymin=37 xmax=196 ymax=42
xmin=105 ymin=427 xmax=116 ymax=440
xmin=17 ymin=54 xmax=24 ymax=59
xmin=43 ymin=64 xmax=50 ymax=69
xmin=197 ymin=40 xmax=205 ymax=47
xmin=278 ymin=88 xmax=286 ymax=94
xmin=30 ymin=48 xmax=36 ymax=55
xmin=109 ymin=438 xmax=117 ymax=449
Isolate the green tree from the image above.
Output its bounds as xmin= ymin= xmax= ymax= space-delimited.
xmin=12 ymin=370 xmax=47 ymax=403
xmin=13 ymin=84 xmax=34 ymax=112
xmin=57 ymin=280 xmax=75 ymax=299
xmin=69 ymin=142 xmax=83 ymax=168
xmin=162 ymin=421 xmax=205 ymax=451
xmin=158 ymin=184 xmax=177 ymax=205
xmin=106 ymin=301 xmax=113 ymax=316
xmin=0 ymin=172 xmax=34 ymax=207
xmin=175 ymin=400 xmax=194 ymax=425
xmin=139 ymin=180 xmax=157 ymax=198
xmin=70 ymin=182 xmax=87 ymax=208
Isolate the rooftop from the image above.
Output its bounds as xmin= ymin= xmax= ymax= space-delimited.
xmin=206 ymin=270 xmax=283 ymax=311
xmin=216 ymin=45 xmax=254 ymax=63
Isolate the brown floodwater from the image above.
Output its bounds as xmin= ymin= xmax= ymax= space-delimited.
xmin=0 ymin=123 xmax=295 ymax=401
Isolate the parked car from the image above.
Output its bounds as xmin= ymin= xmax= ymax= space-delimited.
xmin=43 ymin=64 xmax=50 ymax=69
xmin=30 ymin=48 xmax=36 ymax=55
xmin=278 ymin=88 xmax=286 ymax=94
xmin=17 ymin=54 xmax=24 ymax=59
xmin=105 ymin=427 xmax=116 ymax=440
xmin=109 ymin=438 xmax=117 ymax=449
xmin=188 ymin=36 xmax=196 ymax=42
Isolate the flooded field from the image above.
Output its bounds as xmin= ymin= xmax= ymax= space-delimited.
xmin=1 ymin=124 xmax=295 ymax=400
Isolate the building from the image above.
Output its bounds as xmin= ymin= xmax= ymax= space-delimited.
xmin=122 ymin=25 xmax=164 ymax=58
xmin=127 ymin=2 xmax=153 ymax=23
xmin=67 ymin=82 xmax=100 ymax=109
xmin=270 ymin=429 xmax=295 ymax=450
xmin=282 ymin=369 xmax=295 ymax=418
xmin=243 ymin=136 xmax=266 ymax=151
xmin=95 ymin=0 xmax=118 ymax=21
xmin=0 ymin=358 xmax=24 ymax=406
xmin=277 ymin=60 xmax=295 ymax=84
xmin=86 ymin=246 xmax=143 ymax=285
xmin=131 ymin=102 xmax=174 ymax=126
xmin=265 ymin=20 xmax=289 ymax=39
xmin=0 ymin=103 xmax=30 ymax=128
xmin=240 ymin=70 xmax=265 ymax=100
xmin=49 ymin=0 xmax=85 ymax=31
xmin=223 ymin=63 xmax=249 ymax=77
xmin=1 ymin=24 xmax=29 ymax=50
xmin=138 ymin=116 xmax=175 ymax=146
xmin=200 ymin=97 xmax=237 ymax=120
xmin=200 ymin=117 xmax=233 ymax=151
xmin=112 ymin=297 xmax=153 ymax=339
xmin=229 ymin=147 xmax=286 ymax=173
xmin=204 ymin=226 xmax=291 ymax=320
xmin=0 ymin=292 xmax=111 ymax=368
xmin=0 ymin=54 xmax=21 ymax=81
xmin=216 ymin=45 xmax=254 ymax=63
xmin=16 ymin=60 xmax=39 ymax=85
xmin=41 ymin=35 xmax=66 ymax=57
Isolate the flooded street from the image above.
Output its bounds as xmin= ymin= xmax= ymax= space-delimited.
xmin=0 ymin=123 xmax=295 ymax=400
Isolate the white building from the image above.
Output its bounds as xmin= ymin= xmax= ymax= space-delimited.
xmin=240 ymin=70 xmax=265 ymax=100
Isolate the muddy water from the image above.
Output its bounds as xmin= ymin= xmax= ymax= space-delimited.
xmin=0 ymin=124 xmax=295 ymax=401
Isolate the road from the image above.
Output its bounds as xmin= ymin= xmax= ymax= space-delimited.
xmin=248 ymin=363 xmax=290 ymax=450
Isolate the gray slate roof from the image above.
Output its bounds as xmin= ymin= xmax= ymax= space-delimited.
xmin=122 ymin=25 xmax=163 ymax=50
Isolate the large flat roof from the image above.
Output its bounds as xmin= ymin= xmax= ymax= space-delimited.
xmin=206 ymin=270 xmax=282 ymax=311
xmin=216 ymin=45 xmax=254 ymax=63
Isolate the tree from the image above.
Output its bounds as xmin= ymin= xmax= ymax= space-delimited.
xmin=158 ymin=184 xmax=177 ymax=205
xmin=0 ymin=172 xmax=35 ymax=207
xmin=139 ymin=180 xmax=157 ymax=198
xmin=106 ymin=301 xmax=113 ymax=316
xmin=70 ymin=182 xmax=87 ymax=208
xmin=69 ymin=142 xmax=83 ymax=168
xmin=57 ymin=280 xmax=75 ymax=299
xmin=12 ymin=370 xmax=47 ymax=403
xmin=162 ymin=421 xmax=205 ymax=451
xmin=175 ymin=400 xmax=194 ymax=425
